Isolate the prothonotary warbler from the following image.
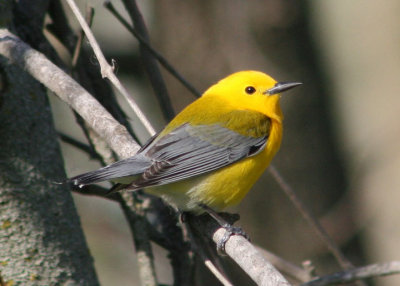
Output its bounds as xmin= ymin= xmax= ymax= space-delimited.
xmin=68 ymin=71 xmax=301 ymax=214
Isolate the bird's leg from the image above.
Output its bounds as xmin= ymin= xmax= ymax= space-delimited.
xmin=198 ymin=204 xmax=249 ymax=253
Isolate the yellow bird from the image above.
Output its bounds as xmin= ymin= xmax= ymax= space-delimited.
xmin=68 ymin=71 xmax=301 ymax=214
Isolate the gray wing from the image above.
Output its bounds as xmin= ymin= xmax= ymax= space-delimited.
xmin=131 ymin=123 xmax=268 ymax=189
xmin=68 ymin=154 xmax=152 ymax=187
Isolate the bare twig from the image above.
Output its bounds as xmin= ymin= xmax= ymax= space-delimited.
xmin=119 ymin=0 xmax=175 ymax=121
xmin=204 ymin=260 xmax=233 ymax=286
xmin=64 ymin=0 xmax=156 ymax=136
xmin=183 ymin=218 xmax=232 ymax=286
xmin=104 ymin=1 xmax=201 ymax=98
xmin=71 ymin=5 xmax=94 ymax=67
xmin=118 ymin=193 xmax=158 ymax=286
xmin=302 ymin=261 xmax=400 ymax=286
xmin=47 ymin=0 xmax=139 ymax=143
xmin=268 ymin=165 xmax=355 ymax=271
xmin=58 ymin=132 xmax=101 ymax=160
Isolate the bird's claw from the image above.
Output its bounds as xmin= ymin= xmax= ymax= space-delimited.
xmin=216 ymin=223 xmax=250 ymax=255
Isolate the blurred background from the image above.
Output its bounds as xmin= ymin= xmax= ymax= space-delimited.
xmin=52 ymin=0 xmax=400 ymax=285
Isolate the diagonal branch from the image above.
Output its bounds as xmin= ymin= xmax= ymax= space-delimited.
xmin=120 ymin=0 xmax=175 ymax=121
xmin=0 ymin=29 xmax=139 ymax=158
xmin=268 ymin=165 xmax=355 ymax=271
xmin=302 ymin=261 xmax=400 ymax=286
xmin=188 ymin=214 xmax=291 ymax=286
xmin=64 ymin=0 xmax=156 ymax=136
xmin=104 ymin=1 xmax=201 ymax=98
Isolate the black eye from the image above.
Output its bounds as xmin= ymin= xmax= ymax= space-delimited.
xmin=245 ymin=86 xmax=256 ymax=94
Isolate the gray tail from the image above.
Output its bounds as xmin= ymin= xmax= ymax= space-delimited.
xmin=67 ymin=155 xmax=151 ymax=188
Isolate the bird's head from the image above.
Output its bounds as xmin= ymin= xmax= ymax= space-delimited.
xmin=204 ymin=71 xmax=301 ymax=122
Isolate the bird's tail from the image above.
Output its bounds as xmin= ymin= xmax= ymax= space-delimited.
xmin=66 ymin=155 xmax=151 ymax=188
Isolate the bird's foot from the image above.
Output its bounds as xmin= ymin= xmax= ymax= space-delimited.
xmin=198 ymin=204 xmax=250 ymax=254
xmin=216 ymin=223 xmax=250 ymax=254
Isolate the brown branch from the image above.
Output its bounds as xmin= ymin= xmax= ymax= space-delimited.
xmin=120 ymin=0 xmax=175 ymax=121
xmin=71 ymin=5 xmax=94 ymax=67
xmin=117 ymin=193 xmax=158 ymax=286
xmin=302 ymin=261 xmax=400 ymax=286
xmin=104 ymin=1 xmax=201 ymax=98
xmin=183 ymin=218 xmax=232 ymax=285
xmin=58 ymin=132 xmax=101 ymax=161
xmin=268 ymin=165 xmax=355 ymax=271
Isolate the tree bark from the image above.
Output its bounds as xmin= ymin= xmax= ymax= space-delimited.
xmin=0 ymin=56 xmax=99 ymax=284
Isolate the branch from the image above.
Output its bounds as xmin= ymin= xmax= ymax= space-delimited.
xmin=302 ymin=261 xmax=400 ymax=286
xmin=71 ymin=5 xmax=94 ymax=67
xmin=268 ymin=166 xmax=355 ymax=270
xmin=104 ymin=1 xmax=201 ymax=98
xmin=64 ymin=0 xmax=156 ymax=136
xmin=120 ymin=0 xmax=175 ymax=121
xmin=117 ymin=193 xmax=158 ymax=286
xmin=255 ymin=246 xmax=313 ymax=283
xmin=183 ymin=218 xmax=232 ymax=285
xmin=58 ymin=132 xmax=102 ymax=160
xmin=188 ymin=215 xmax=291 ymax=286
xmin=0 ymin=29 xmax=139 ymax=158
xmin=47 ymin=0 xmax=139 ymax=143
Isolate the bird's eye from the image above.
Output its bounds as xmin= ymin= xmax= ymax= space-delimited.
xmin=245 ymin=86 xmax=256 ymax=94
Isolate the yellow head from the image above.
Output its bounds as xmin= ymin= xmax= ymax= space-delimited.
xmin=203 ymin=71 xmax=301 ymax=123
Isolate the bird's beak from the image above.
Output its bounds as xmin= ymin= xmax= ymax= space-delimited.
xmin=265 ymin=82 xmax=302 ymax=95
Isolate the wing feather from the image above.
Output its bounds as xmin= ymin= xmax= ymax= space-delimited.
xmin=131 ymin=120 xmax=269 ymax=189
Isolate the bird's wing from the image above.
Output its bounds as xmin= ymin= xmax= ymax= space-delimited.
xmin=131 ymin=120 xmax=270 ymax=189
xmin=67 ymin=154 xmax=152 ymax=187
xmin=68 ymin=110 xmax=270 ymax=189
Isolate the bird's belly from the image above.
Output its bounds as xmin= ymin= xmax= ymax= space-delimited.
xmin=146 ymin=149 xmax=272 ymax=213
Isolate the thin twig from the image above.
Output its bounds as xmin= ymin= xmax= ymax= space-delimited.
xmin=64 ymin=0 xmax=156 ymax=136
xmin=204 ymin=260 xmax=234 ymax=286
xmin=118 ymin=193 xmax=158 ymax=286
xmin=183 ymin=218 xmax=233 ymax=286
xmin=104 ymin=1 xmax=201 ymax=98
xmin=268 ymin=165 xmax=355 ymax=271
xmin=119 ymin=0 xmax=175 ymax=121
xmin=47 ymin=0 xmax=139 ymax=143
xmin=58 ymin=132 xmax=102 ymax=160
xmin=71 ymin=5 xmax=94 ymax=67
xmin=302 ymin=261 xmax=400 ymax=286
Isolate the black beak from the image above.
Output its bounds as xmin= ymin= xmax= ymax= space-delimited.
xmin=265 ymin=82 xmax=302 ymax=95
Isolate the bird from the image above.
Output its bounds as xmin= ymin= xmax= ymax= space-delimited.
xmin=67 ymin=71 xmax=301 ymax=215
